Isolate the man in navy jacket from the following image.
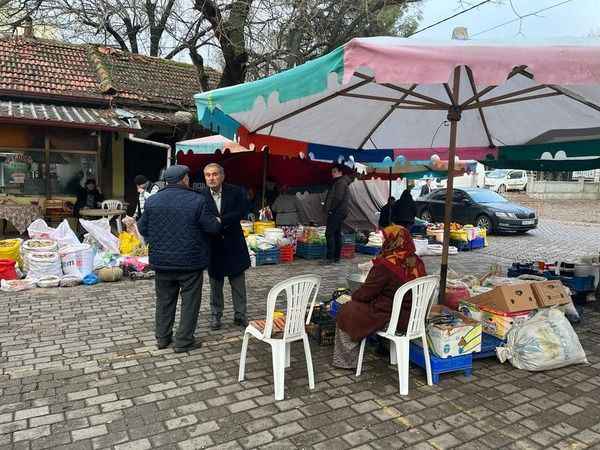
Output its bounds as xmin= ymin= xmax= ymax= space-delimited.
xmin=201 ymin=163 xmax=251 ymax=330
xmin=139 ymin=165 xmax=220 ymax=353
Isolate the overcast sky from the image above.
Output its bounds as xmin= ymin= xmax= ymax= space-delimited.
xmin=410 ymin=0 xmax=600 ymax=40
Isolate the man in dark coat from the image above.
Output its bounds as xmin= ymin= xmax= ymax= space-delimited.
xmin=201 ymin=163 xmax=251 ymax=330
xmin=420 ymin=179 xmax=432 ymax=197
xmin=73 ymin=179 xmax=104 ymax=218
xmin=324 ymin=164 xmax=352 ymax=263
xmin=139 ymin=165 xmax=221 ymax=353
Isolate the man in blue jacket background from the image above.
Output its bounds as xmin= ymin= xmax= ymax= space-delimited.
xmin=139 ymin=165 xmax=220 ymax=353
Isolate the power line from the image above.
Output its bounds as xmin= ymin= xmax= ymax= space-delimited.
xmin=471 ymin=0 xmax=576 ymax=37
xmin=408 ymin=0 xmax=494 ymax=37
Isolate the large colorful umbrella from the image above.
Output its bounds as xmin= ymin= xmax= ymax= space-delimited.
xmin=195 ymin=37 xmax=600 ymax=297
xmin=176 ymin=135 xmax=251 ymax=154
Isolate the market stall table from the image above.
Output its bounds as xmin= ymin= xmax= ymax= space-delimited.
xmin=0 ymin=204 xmax=43 ymax=235
xmin=79 ymin=208 xmax=127 ymax=233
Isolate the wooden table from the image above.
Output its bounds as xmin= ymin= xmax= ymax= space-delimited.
xmin=0 ymin=204 xmax=43 ymax=235
xmin=79 ymin=208 xmax=127 ymax=233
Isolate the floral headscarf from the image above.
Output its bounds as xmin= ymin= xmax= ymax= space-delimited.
xmin=372 ymin=225 xmax=426 ymax=281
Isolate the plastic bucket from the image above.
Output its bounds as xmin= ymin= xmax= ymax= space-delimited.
xmin=0 ymin=259 xmax=17 ymax=281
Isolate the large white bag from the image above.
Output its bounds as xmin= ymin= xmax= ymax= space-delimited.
xmin=25 ymin=251 xmax=63 ymax=282
xmin=79 ymin=218 xmax=119 ymax=253
xmin=59 ymin=244 xmax=94 ymax=279
xmin=27 ymin=219 xmax=80 ymax=248
xmin=497 ymin=308 xmax=588 ymax=371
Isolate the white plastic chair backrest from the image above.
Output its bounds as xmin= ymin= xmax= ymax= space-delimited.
xmin=263 ymin=274 xmax=321 ymax=340
xmin=102 ymin=199 xmax=123 ymax=210
xmin=385 ymin=275 xmax=439 ymax=338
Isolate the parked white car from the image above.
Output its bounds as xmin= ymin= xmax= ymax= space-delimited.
xmin=484 ymin=169 xmax=528 ymax=193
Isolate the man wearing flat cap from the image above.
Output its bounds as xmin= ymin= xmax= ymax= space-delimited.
xmin=139 ymin=165 xmax=221 ymax=353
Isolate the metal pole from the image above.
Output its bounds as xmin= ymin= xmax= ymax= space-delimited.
xmin=388 ymin=167 xmax=393 ymax=224
xmin=261 ymin=147 xmax=269 ymax=209
xmin=438 ymin=67 xmax=462 ymax=304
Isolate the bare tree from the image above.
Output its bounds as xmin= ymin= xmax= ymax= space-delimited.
xmin=0 ymin=0 xmax=44 ymax=32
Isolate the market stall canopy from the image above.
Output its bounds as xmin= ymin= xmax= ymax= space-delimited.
xmin=486 ymin=138 xmax=600 ymax=171
xmin=176 ymin=135 xmax=250 ymax=154
xmin=195 ymin=37 xmax=600 ymax=165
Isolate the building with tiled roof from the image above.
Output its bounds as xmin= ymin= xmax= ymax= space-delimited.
xmin=0 ymin=35 xmax=221 ymax=213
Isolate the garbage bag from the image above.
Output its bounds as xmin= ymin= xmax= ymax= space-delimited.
xmin=79 ymin=219 xmax=119 ymax=253
xmin=497 ymin=308 xmax=588 ymax=371
xmin=28 ymin=219 xmax=79 ymax=248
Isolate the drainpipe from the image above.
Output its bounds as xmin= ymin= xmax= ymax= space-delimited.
xmin=126 ymin=134 xmax=172 ymax=168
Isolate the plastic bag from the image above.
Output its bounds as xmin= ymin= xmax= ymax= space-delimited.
xmin=119 ymin=232 xmax=141 ymax=256
xmin=93 ymin=252 xmax=120 ymax=270
xmin=1 ymin=278 xmax=36 ymax=292
xmin=82 ymin=273 xmax=99 ymax=285
xmin=28 ymin=219 xmax=79 ymax=248
xmin=79 ymin=218 xmax=119 ymax=253
xmin=497 ymin=308 xmax=588 ymax=371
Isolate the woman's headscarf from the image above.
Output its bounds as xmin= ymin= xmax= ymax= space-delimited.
xmin=372 ymin=225 xmax=426 ymax=281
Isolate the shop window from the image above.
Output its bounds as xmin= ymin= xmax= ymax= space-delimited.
xmin=0 ymin=150 xmax=46 ymax=195
xmin=49 ymin=152 xmax=97 ymax=196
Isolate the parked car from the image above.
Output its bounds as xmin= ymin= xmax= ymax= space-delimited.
xmin=484 ymin=169 xmax=528 ymax=193
xmin=415 ymin=187 xmax=537 ymax=233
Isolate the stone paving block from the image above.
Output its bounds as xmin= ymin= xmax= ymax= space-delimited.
xmin=238 ymin=430 xmax=274 ymax=449
xmin=14 ymin=406 xmax=49 ymax=421
xmin=114 ymin=438 xmax=152 ymax=450
xmin=71 ymin=424 xmax=108 ymax=441
xmin=313 ymin=437 xmax=352 ymax=450
xmin=13 ymin=424 xmax=51 ymax=442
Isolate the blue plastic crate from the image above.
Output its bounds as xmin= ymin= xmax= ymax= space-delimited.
xmin=410 ymin=224 xmax=427 ymax=236
xmin=473 ymin=333 xmax=505 ymax=360
xmin=410 ymin=341 xmax=472 ymax=384
xmin=542 ymin=272 xmax=595 ymax=293
xmin=256 ymin=248 xmax=280 ymax=265
xmin=450 ymin=239 xmax=470 ymax=252
xmin=470 ymin=236 xmax=485 ymax=250
xmin=296 ymin=242 xmax=326 ymax=260
xmin=356 ymin=244 xmax=380 ymax=255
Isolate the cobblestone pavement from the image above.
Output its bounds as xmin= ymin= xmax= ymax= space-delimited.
xmin=2 ymin=222 xmax=600 ymax=450
xmin=505 ymin=192 xmax=600 ymax=225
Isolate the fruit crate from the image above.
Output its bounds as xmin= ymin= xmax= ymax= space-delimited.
xmin=296 ymin=242 xmax=327 ymax=260
xmin=340 ymin=243 xmax=355 ymax=259
xmin=256 ymin=248 xmax=280 ymax=265
xmin=279 ymin=245 xmax=294 ymax=263
xmin=450 ymin=239 xmax=470 ymax=252
xmin=410 ymin=340 xmax=472 ymax=384
xmin=356 ymin=244 xmax=380 ymax=255
xmin=469 ymin=236 xmax=486 ymax=250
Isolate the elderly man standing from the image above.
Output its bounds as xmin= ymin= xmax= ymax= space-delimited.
xmin=139 ymin=165 xmax=220 ymax=353
xmin=201 ymin=163 xmax=250 ymax=330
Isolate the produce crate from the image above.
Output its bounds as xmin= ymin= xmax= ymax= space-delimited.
xmin=296 ymin=242 xmax=327 ymax=260
xmin=472 ymin=333 xmax=505 ymax=360
xmin=542 ymin=272 xmax=595 ymax=293
xmin=410 ymin=340 xmax=472 ymax=384
xmin=450 ymin=239 xmax=470 ymax=252
xmin=340 ymin=243 xmax=355 ymax=259
xmin=469 ymin=236 xmax=485 ymax=250
xmin=308 ymin=306 xmax=336 ymax=346
xmin=256 ymin=248 xmax=280 ymax=265
xmin=356 ymin=244 xmax=380 ymax=255
xmin=279 ymin=245 xmax=294 ymax=263
xmin=342 ymin=233 xmax=356 ymax=245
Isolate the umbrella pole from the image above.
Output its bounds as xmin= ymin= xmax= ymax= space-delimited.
xmin=261 ymin=147 xmax=269 ymax=209
xmin=388 ymin=167 xmax=393 ymax=224
xmin=438 ymin=67 xmax=462 ymax=304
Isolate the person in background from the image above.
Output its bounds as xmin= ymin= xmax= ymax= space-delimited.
xmin=66 ymin=170 xmax=84 ymax=195
xmin=420 ymin=178 xmax=433 ymax=197
xmin=201 ymin=163 xmax=251 ymax=330
xmin=324 ymin=164 xmax=352 ymax=264
xmin=271 ymin=185 xmax=299 ymax=226
xmin=332 ymin=225 xmax=426 ymax=369
xmin=264 ymin=177 xmax=279 ymax=208
xmin=246 ymin=187 xmax=260 ymax=220
xmin=74 ymin=179 xmax=104 ymax=217
xmin=134 ymin=175 xmax=160 ymax=220
xmin=378 ymin=196 xmax=395 ymax=229
xmin=138 ymin=165 xmax=221 ymax=353
xmin=392 ymin=188 xmax=417 ymax=230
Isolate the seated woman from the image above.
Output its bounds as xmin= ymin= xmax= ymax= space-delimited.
xmin=333 ymin=225 xmax=427 ymax=369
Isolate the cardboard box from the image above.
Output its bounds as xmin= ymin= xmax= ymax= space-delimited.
xmin=464 ymin=283 xmax=537 ymax=313
xmin=531 ymin=281 xmax=571 ymax=307
xmin=427 ymin=305 xmax=482 ymax=358
xmin=458 ymin=301 xmax=533 ymax=340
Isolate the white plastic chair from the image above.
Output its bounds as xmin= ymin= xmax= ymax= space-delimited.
xmin=101 ymin=200 xmax=123 ymax=233
xmin=355 ymin=275 xmax=439 ymax=396
xmin=238 ymin=274 xmax=321 ymax=401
